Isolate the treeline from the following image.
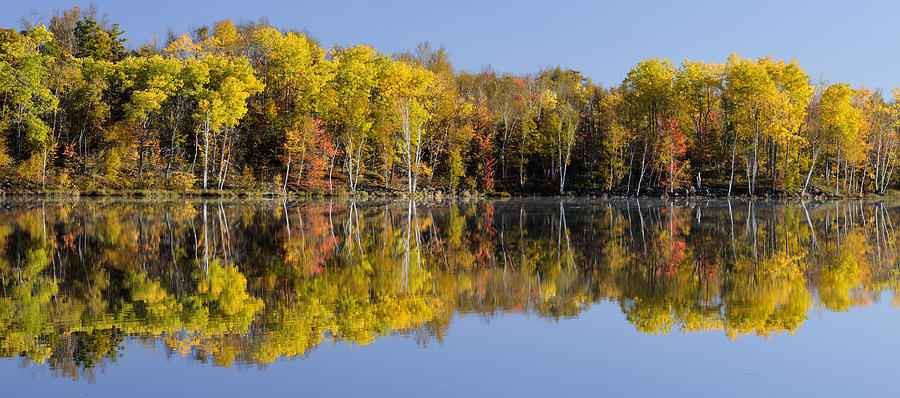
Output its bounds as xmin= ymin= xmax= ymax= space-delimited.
xmin=1 ymin=6 xmax=899 ymax=195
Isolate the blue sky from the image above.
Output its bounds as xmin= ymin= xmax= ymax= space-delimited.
xmin=4 ymin=0 xmax=899 ymax=93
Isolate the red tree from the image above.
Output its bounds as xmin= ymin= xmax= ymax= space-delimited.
xmin=654 ymin=118 xmax=688 ymax=192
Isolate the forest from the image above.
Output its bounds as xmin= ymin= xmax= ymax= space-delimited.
xmin=1 ymin=5 xmax=899 ymax=196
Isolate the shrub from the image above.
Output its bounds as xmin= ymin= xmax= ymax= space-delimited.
xmin=166 ymin=171 xmax=198 ymax=191
xmin=16 ymin=154 xmax=44 ymax=185
xmin=448 ymin=151 xmax=463 ymax=191
xmin=55 ymin=171 xmax=74 ymax=189
xmin=464 ymin=176 xmax=476 ymax=191
xmin=238 ymin=166 xmax=257 ymax=189
xmin=0 ymin=145 xmax=13 ymax=172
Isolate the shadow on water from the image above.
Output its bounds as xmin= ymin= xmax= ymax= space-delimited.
xmin=0 ymin=197 xmax=898 ymax=381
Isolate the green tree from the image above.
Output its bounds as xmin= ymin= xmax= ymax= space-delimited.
xmin=0 ymin=26 xmax=59 ymax=188
xmin=117 ymin=55 xmax=182 ymax=179
xmin=74 ymin=18 xmax=126 ymax=61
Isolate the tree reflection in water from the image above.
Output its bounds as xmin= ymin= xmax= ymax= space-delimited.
xmin=0 ymin=198 xmax=898 ymax=381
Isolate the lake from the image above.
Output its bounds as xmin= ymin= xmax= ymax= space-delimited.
xmin=1 ymin=198 xmax=899 ymax=396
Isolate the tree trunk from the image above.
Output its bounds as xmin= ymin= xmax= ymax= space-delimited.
xmin=801 ymin=148 xmax=819 ymax=196
xmin=728 ymin=136 xmax=737 ymax=197
xmin=668 ymin=146 xmax=674 ymax=193
xmin=138 ymin=122 xmax=145 ymax=179
xmin=283 ymin=156 xmax=291 ymax=193
xmin=835 ymin=149 xmax=841 ymax=196
xmin=217 ymin=129 xmax=229 ymax=189
xmin=203 ymin=112 xmax=209 ymax=191
xmin=328 ymin=152 xmax=335 ymax=192
xmin=41 ymin=148 xmax=47 ymax=190
xmin=165 ymin=108 xmax=180 ymax=180
xmin=750 ymin=121 xmax=758 ymax=195
xmin=636 ymin=141 xmax=648 ymax=196
xmin=626 ymin=148 xmax=634 ymax=195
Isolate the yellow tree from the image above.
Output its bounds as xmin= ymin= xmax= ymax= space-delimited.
xmin=542 ymin=68 xmax=586 ymax=194
xmin=161 ymin=35 xmax=203 ymax=179
xmin=192 ymin=54 xmax=262 ymax=190
xmin=856 ymin=88 xmax=894 ymax=194
xmin=401 ymin=43 xmax=460 ymax=187
xmin=819 ymin=83 xmax=860 ymax=195
xmin=249 ymin=26 xmax=331 ymax=190
xmin=883 ymin=89 xmax=900 ymax=192
xmin=622 ymin=58 xmax=675 ymax=195
xmin=117 ymin=54 xmax=182 ymax=179
xmin=724 ymin=54 xmax=777 ymax=196
xmin=762 ymin=58 xmax=812 ymax=192
xmin=513 ymin=75 xmax=546 ymax=187
xmin=323 ymin=45 xmax=386 ymax=193
xmin=674 ymin=60 xmax=722 ymax=186
xmin=380 ymin=59 xmax=434 ymax=193
xmin=599 ymin=89 xmax=630 ymax=190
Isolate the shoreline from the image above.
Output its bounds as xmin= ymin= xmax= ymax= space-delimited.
xmin=0 ymin=185 xmax=892 ymax=201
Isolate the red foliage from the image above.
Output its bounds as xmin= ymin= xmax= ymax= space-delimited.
xmin=280 ymin=118 xmax=340 ymax=191
xmin=304 ymin=120 xmax=338 ymax=191
xmin=653 ymin=206 xmax=689 ymax=277
xmin=471 ymin=203 xmax=496 ymax=266
xmin=654 ymin=118 xmax=688 ymax=190
xmin=470 ymin=101 xmax=497 ymax=191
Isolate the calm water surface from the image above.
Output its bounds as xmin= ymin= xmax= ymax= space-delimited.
xmin=1 ymin=198 xmax=899 ymax=396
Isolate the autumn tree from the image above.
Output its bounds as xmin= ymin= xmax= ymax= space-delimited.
xmin=654 ymin=118 xmax=688 ymax=192
xmin=117 ymin=54 xmax=182 ymax=179
xmin=381 ymin=58 xmax=434 ymax=193
xmin=762 ymin=58 xmax=812 ymax=192
xmin=622 ymin=58 xmax=675 ymax=195
xmin=192 ymin=53 xmax=262 ymax=190
xmin=248 ymin=26 xmax=331 ymax=188
xmin=674 ymin=60 xmax=721 ymax=185
xmin=0 ymin=26 xmax=59 ymax=188
xmin=512 ymin=75 xmax=544 ymax=187
xmin=541 ymin=67 xmax=585 ymax=194
xmin=73 ymin=18 xmax=126 ymax=61
xmin=724 ymin=54 xmax=776 ymax=196
xmin=323 ymin=45 xmax=386 ymax=193
xmin=819 ymin=83 xmax=860 ymax=196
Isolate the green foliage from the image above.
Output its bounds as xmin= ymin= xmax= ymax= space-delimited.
xmin=74 ymin=19 xmax=127 ymax=61
xmin=0 ymin=26 xmax=58 ymax=153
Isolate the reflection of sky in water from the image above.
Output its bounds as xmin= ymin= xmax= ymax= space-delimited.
xmin=4 ymin=299 xmax=900 ymax=397
xmin=1 ymin=199 xmax=899 ymax=396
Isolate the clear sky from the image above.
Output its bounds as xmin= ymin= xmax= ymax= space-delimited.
xmin=4 ymin=0 xmax=899 ymax=93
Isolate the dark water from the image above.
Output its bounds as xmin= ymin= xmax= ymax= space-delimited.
xmin=1 ymin=198 xmax=899 ymax=396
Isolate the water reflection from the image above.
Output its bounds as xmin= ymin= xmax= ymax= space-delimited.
xmin=0 ymin=198 xmax=898 ymax=381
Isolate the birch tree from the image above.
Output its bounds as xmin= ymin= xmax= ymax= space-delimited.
xmin=622 ymin=58 xmax=675 ymax=195
xmin=325 ymin=45 xmax=385 ymax=193
xmin=380 ymin=59 xmax=434 ymax=193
